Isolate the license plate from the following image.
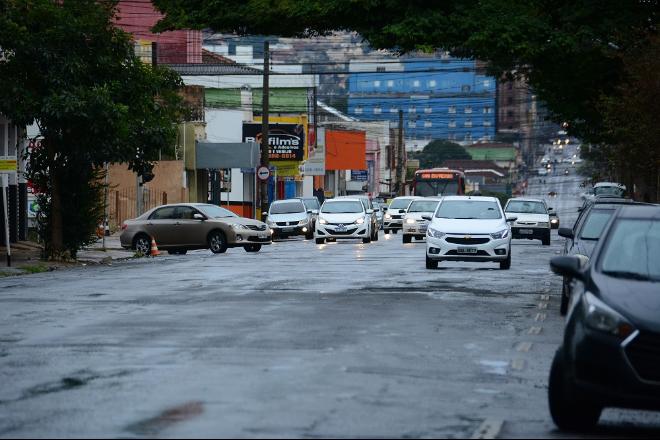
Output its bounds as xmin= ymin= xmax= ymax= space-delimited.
xmin=457 ymin=247 xmax=478 ymax=254
xmin=336 ymin=225 xmax=347 ymax=232
xmin=519 ymin=229 xmax=534 ymax=234
xmin=282 ymin=227 xmax=294 ymax=232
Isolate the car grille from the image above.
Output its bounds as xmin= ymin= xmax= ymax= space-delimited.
xmin=446 ymin=237 xmax=490 ymax=245
xmin=248 ymin=236 xmax=271 ymax=243
xmin=625 ymin=331 xmax=660 ymax=383
xmin=276 ymin=221 xmax=299 ymax=226
xmin=391 ymin=215 xmax=403 ymax=219
xmin=516 ymin=221 xmax=537 ymax=226
xmin=330 ymin=229 xmax=358 ymax=235
xmin=247 ymin=225 xmax=267 ymax=231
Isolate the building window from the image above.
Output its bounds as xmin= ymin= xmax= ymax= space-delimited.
xmin=409 ymin=105 xmax=416 ymax=113
xmin=465 ymin=132 xmax=472 ymax=141
xmin=447 ymin=133 xmax=455 ymax=140
xmin=428 ymin=80 xmax=437 ymax=88
xmin=355 ymin=106 xmax=363 ymax=114
xmin=424 ymin=120 xmax=432 ymax=128
xmin=483 ymin=79 xmax=491 ymax=88
xmin=413 ymin=80 xmax=420 ymax=87
xmin=374 ymin=80 xmax=381 ymax=87
xmin=408 ymin=121 xmax=417 ymax=128
xmin=387 ymin=80 xmax=394 ymax=88
xmin=461 ymin=85 xmax=471 ymax=92
xmin=507 ymin=110 xmax=514 ymax=118
xmin=390 ymin=106 xmax=398 ymax=113
xmin=448 ymin=120 xmax=457 ymax=128
xmin=465 ymin=119 xmax=473 ymax=128
xmin=484 ymin=121 xmax=492 ymax=127
xmin=424 ymin=106 xmax=432 ymax=114
xmin=374 ymin=106 xmax=382 ymax=114
xmin=448 ymin=106 xmax=456 ymax=114
xmin=483 ymin=106 xmax=493 ymax=114
xmin=377 ymin=66 xmax=386 ymax=72
xmin=464 ymin=106 xmax=472 ymax=114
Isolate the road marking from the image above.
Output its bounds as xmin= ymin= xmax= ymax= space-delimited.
xmin=510 ymin=359 xmax=526 ymax=371
xmin=538 ymin=302 xmax=548 ymax=309
xmin=527 ymin=326 xmax=542 ymax=335
xmin=534 ymin=313 xmax=547 ymax=322
xmin=516 ymin=342 xmax=533 ymax=352
xmin=470 ymin=418 xmax=504 ymax=439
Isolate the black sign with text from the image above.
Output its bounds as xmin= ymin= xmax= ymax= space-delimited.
xmin=242 ymin=123 xmax=305 ymax=161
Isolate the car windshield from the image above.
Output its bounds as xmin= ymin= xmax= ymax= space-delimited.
xmin=301 ymin=199 xmax=320 ymax=210
xmin=198 ymin=204 xmax=237 ymax=218
xmin=389 ymin=198 xmax=414 ymax=209
xmin=506 ymin=200 xmax=547 ymax=214
xmin=408 ymin=200 xmax=440 ymax=213
xmin=594 ymin=186 xmax=625 ymax=197
xmin=600 ymin=219 xmax=660 ymax=281
xmin=270 ymin=201 xmax=305 ymax=214
xmin=580 ymin=210 xmax=614 ymax=240
xmin=436 ymin=200 xmax=502 ymax=220
xmin=321 ymin=201 xmax=364 ymax=214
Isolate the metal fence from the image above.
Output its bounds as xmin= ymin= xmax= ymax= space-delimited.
xmin=107 ymin=187 xmax=170 ymax=231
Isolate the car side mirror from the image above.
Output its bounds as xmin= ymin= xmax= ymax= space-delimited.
xmin=548 ymin=207 xmax=554 ymax=211
xmin=366 ymin=209 xmax=374 ymax=214
xmin=558 ymin=227 xmax=574 ymax=239
xmin=505 ymin=215 xmax=517 ymax=223
xmin=382 ymin=207 xmax=388 ymax=211
xmin=193 ymin=213 xmax=206 ymax=221
xmin=398 ymin=209 xmax=406 ymax=214
xmin=307 ymin=210 xmax=313 ymax=214
xmin=421 ymin=215 xmax=432 ymax=221
xmin=312 ymin=210 xmax=319 ymax=215
xmin=550 ymin=256 xmax=585 ymax=281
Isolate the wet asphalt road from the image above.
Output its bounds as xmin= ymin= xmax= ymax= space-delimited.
xmin=1 ymin=170 xmax=659 ymax=438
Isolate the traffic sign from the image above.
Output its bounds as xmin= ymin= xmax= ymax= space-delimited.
xmin=257 ymin=166 xmax=271 ymax=181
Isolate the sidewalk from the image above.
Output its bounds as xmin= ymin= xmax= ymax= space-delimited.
xmin=0 ymin=233 xmax=134 ymax=277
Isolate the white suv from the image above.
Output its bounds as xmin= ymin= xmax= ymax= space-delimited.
xmin=315 ymin=198 xmax=374 ymax=244
xmin=504 ymin=198 xmax=551 ymax=246
xmin=425 ymin=196 xmax=515 ymax=270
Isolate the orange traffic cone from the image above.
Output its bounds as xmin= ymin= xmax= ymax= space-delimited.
xmin=150 ymin=237 xmax=160 ymax=257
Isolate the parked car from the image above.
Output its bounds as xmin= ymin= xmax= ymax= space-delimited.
xmin=335 ymin=195 xmax=379 ymax=241
xmin=548 ymin=205 xmax=660 ymax=432
xmin=383 ymin=196 xmax=422 ymax=234
xmin=402 ymin=198 xmax=442 ymax=243
xmin=504 ymin=198 xmax=552 ymax=246
xmin=267 ymin=199 xmax=314 ymax=240
xmin=424 ymin=196 xmax=516 ymax=270
xmin=120 ymin=203 xmax=271 ymax=254
xmin=314 ymin=198 xmax=375 ymax=244
xmin=372 ymin=201 xmax=384 ymax=229
xmin=581 ymin=182 xmax=627 ymax=202
xmin=558 ymin=197 xmax=646 ymax=315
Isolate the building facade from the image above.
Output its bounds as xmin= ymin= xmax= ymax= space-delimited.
xmin=347 ymin=56 xmax=497 ymax=143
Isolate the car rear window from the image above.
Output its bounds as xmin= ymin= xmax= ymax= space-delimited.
xmin=579 ymin=210 xmax=614 ymax=240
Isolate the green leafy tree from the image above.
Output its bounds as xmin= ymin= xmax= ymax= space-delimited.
xmin=412 ymin=140 xmax=471 ymax=169
xmin=0 ymin=0 xmax=183 ymax=259
xmin=152 ymin=0 xmax=658 ymax=200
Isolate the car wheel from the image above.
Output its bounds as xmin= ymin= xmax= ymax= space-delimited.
xmin=392 ymin=229 xmax=398 ymax=234
xmin=426 ymin=255 xmax=438 ymax=269
xmin=384 ymin=228 xmax=390 ymax=234
xmin=167 ymin=249 xmax=187 ymax=255
xmin=372 ymin=227 xmax=379 ymax=241
xmin=315 ymin=238 xmax=325 ymax=245
xmin=500 ymin=251 xmax=511 ymax=270
xmin=543 ymin=231 xmax=551 ymax=246
xmin=208 ymin=230 xmax=228 ymax=254
xmin=548 ymin=348 xmax=602 ymax=432
xmin=305 ymin=230 xmax=314 ymax=240
xmin=362 ymin=236 xmax=371 ymax=244
xmin=403 ymin=235 xmax=412 ymax=244
xmin=244 ymin=244 xmax=261 ymax=253
xmin=134 ymin=234 xmax=151 ymax=256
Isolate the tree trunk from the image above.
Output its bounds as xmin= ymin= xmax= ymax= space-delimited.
xmin=47 ymin=141 xmax=65 ymax=259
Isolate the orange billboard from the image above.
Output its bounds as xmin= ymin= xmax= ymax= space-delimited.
xmin=325 ymin=130 xmax=367 ymax=171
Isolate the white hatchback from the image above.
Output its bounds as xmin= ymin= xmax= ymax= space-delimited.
xmin=315 ymin=198 xmax=374 ymax=244
xmin=425 ymin=196 xmax=516 ymax=270
xmin=402 ymin=197 xmax=442 ymax=243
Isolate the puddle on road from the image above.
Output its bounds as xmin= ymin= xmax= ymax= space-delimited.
xmin=479 ymin=360 xmax=509 ymax=375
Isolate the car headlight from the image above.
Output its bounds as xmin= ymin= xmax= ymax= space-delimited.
xmin=537 ymin=222 xmax=550 ymax=228
xmin=427 ymin=227 xmax=446 ymax=239
xmin=319 ymin=218 xmax=328 ymax=225
xmin=355 ymin=217 xmax=365 ymax=225
xmin=582 ymin=291 xmax=635 ymax=338
xmin=551 ymin=218 xmax=559 ymax=223
xmin=406 ymin=218 xmax=416 ymax=224
xmin=490 ymin=229 xmax=510 ymax=240
xmin=267 ymin=220 xmax=276 ymax=226
xmin=298 ymin=219 xmax=307 ymax=226
xmin=230 ymin=223 xmax=248 ymax=230
xmin=385 ymin=213 xmax=392 ymax=219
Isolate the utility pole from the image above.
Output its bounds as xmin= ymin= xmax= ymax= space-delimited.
xmin=397 ymin=110 xmax=404 ymax=196
xmin=260 ymin=40 xmax=270 ymax=221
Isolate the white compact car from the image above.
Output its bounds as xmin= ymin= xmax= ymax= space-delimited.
xmin=504 ymin=198 xmax=552 ymax=246
xmin=425 ymin=196 xmax=516 ymax=270
xmin=267 ymin=199 xmax=314 ymax=240
xmin=315 ymin=198 xmax=374 ymax=244
xmin=402 ymin=198 xmax=442 ymax=243
xmin=383 ymin=196 xmax=422 ymax=234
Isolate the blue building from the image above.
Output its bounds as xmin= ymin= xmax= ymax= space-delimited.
xmin=347 ymin=57 xmax=497 ymax=142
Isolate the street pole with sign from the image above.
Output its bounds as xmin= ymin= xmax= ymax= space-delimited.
xmin=0 ymin=156 xmax=17 ymax=266
xmin=260 ymin=40 xmax=270 ymax=221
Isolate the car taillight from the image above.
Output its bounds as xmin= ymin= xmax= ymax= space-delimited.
xmin=121 ymin=223 xmax=128 ymax=230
